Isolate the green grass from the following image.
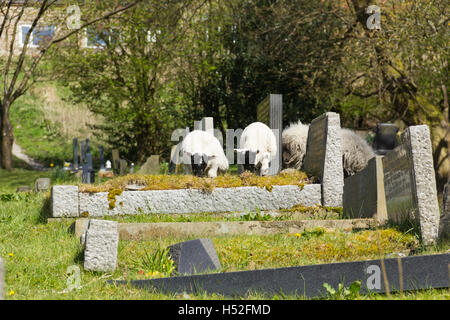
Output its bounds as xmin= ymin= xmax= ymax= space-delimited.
xmin=0 ymin=168 xmax=449 ymax=300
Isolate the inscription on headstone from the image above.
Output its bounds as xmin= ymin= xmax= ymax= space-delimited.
xmin=382 ymin=125 xmax=440 ymax=245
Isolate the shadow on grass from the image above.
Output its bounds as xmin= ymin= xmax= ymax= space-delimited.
xmin=38 ymin=194 xmax=52 ymax=224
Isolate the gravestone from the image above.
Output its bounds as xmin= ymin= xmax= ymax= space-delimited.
xmin=16 ymin=186 xmax=33 ymax=193
xmin=83 ymin=220 xmax=119 ymax=272
xmin=0 ymin=257 xmax=3 ymax=300
xmin=382 ymin=125 xmax=440 ymax=245
xmin=99 ymin=146 xmax=105 ymax=171
xmin=35 ymin=178 xmax=51 ymax=192
xmin=80 ymin=141 xmax=85 ymax=166
xmin=194 ymin=121 xmax=203 ymax=131
xmin=169 ymin=145 xmax=180 ymax=174
xmin=202 ymin=117 xmax=214 ymax=136
xmin=168 ymin=239 xmax=221 ymax=275
xmin=343 ymin=156 xmax=387 ymax=222
xmin=303 ymin=112 xmax=344 ymax=207
xmin=112 ymin=253 xmax=450 ymax=298
xmin=112 ymin=149 xmax=120 ymax=173
xmin=73 ymin=138 xmax=79 ymax=170
xmin=119 ymin=159 xmax=128 ymax=176
xmin=82 ymin=153 xmax=95 ymax=184
xmin=138 ymin=155 xmax=160 ymax=175
xmin=439 ymin=180 xmax=450 ymax=239
xmin=373 ymin=123 xmax=399 ymax=155
xmin=256 ymin=94 xmax=283 ymax=175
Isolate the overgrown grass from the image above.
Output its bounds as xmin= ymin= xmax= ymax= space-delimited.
xmin=0 ymin=188 xmax=449 ymax=300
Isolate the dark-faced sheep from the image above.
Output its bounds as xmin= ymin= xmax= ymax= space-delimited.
xmin=235 ymin=122 xmax=277 ymax=176
xmin=181 ymin=130 xmax=229 ymax=178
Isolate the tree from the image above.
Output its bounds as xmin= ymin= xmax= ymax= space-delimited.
xmin=0 ymin=0 xmax=141 ymax=170
xmin=53 ymin=1 xmax=209 ymax=162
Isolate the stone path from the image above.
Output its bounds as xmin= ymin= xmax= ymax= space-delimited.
xmin=12 ymin=142 xmax=48 ymax=171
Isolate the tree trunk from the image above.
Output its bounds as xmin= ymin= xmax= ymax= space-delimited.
xmin=1 ymin=100 xmax=14 ymax=171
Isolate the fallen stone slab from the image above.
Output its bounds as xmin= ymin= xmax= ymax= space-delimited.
xmin=168 ymin=239 xmax=221 ymax=275
xmin=73 ymin=218 xmax=376 ymax=240
xmin=73 ymin=184 xmax=322 ymax=218
xmin=110 ymin=253 xmax=449 ymax=298
xmin=303 ymin=112 xmax=344 ymax=207
xmin=0 ymin=257 xmax=4 ymax=300
xmin=83 ymin=220 xmax=119 ymax=273
xmin=343 ymin=156 xmax=387 ymax=223
xmin=382 ymin=125 xmax=440 ymax=245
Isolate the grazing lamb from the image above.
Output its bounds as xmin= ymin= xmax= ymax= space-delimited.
xmin=235 ymin=122 xmax=277 ymax=176
xmin=282 ymin=122 xmax=375 ymax=177
xmin=181 ymin=130 xmax=229 ymax=178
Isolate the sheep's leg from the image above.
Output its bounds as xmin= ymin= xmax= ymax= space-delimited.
xmin=207 ymin=165 xmax=218 ymax=178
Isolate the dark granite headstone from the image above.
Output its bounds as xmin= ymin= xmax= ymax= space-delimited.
xmin=111 ymin=253 xmax=449 ymax=298
xmin=256 ymin=94 xmax=283 ymax=175
xmin=99 ymin=146 xmax=105 ymax=171
xmin=80 ymin=140 xmax=85 ymax=165
xmin=168 ymin=239 xmax=221 ymax=275
xmin=373 ymin=123 xmax=399 ymax=155
xmin=73 ymin=138 xmax=79 ymax=170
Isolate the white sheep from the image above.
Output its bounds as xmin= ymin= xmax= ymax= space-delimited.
xmin=282 ymin=121 xmax=375 ymax=177
xmin=235 ymin=122 xmax=277 ymax=176
xmin=181 ymin=130 xmax=229 ymax=178
xmin=282 ymin=121 xmax=310 ymax=170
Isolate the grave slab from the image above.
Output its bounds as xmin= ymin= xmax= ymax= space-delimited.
xmin=83 ymin=219 xmax=119 ymax=272
xmin=111 ymin=253 xmax=449 ymax=298
xmin=383 ymin=125 xmax=440 ymax=245
xmin=51 ymin=185 xmax=79 ymax=218
xmin=303 ymin=112 xmax=344 ymax=207
xmin=168 ymin=239 xmax=221 ymax=275
xmin=343 ymin=156 xmax=387 ymax=222
xmin=440 ymin=181 xmax=450 ymax=239
xmin=0 ymin=257 xmax=4 ymax=300
xmin=77 ymin=184 xmax=321 ymax=217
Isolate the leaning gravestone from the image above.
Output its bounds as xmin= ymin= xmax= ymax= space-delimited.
xmin=83 ymin=219 xmax=119 ymax=273
xmin=168 ymin=239 xmax=221 ymax=275
xmin=303 ymin=112 xmax=344 ymax=207
xmin=138 ymin=155 xmax=160 ymax=175
xmin=119 ymin=159 xmax=128 ymax=176
xmin=439 ymin=180 xmax=450 ymax=239
xmin=382 ymin=125 xmax=440 ymax=245
xmin=343 ymin=156 xmax=387 ymax=223
xmin=0 ymin=257 xmax=4 ymax=300
xmin=256 ymin=94 xmax=283 ymax=175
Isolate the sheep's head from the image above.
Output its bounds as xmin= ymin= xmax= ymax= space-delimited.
xmin=185 ymin=152 xmax=209 ymax=177
xmin=235 ymin=149 xmax=271 ymax=176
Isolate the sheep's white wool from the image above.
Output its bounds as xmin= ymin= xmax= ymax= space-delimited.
xmin=282 ymin=121 xmax=375 ymax=176
xmin=181 ymin=130 xmax=229 ymax=177
xmin=237 ymin=122 xmax=277 ymax=176
xmin=340 ymin=128 xmax=376 ymax=176
xmin=282 ymin=121 xmax=310 ymax=170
